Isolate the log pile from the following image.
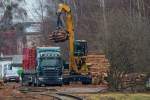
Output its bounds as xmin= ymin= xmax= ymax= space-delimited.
xmin=121 ymin=73 xmax=146 ymax=89
xmin=86 ymin=52 xmax=110 ymax=85
xmin=49 ymin=28 xmax=69 ymax=43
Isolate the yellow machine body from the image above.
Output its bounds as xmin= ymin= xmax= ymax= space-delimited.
xmin=57 ymin=3 xmax=78 ymax=73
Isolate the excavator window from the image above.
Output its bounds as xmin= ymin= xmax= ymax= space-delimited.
xmin=74 ymin=40 xmax=88 ymax=56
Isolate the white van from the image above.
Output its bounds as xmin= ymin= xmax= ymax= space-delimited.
xmin=0 ymin=60 xmax=12 ymax=79
xmin=3 ymin=69 xmax=20 ymax=83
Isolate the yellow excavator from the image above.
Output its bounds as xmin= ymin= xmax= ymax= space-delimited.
xmin=50 ymin=3 xmax=92 ymax=84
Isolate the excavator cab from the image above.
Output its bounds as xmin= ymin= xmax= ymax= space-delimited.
xmin=74 ymin=40 xmax=88 ymax=57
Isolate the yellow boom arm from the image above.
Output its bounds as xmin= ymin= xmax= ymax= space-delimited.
xmin=57 ymin=3 xmax=77 ymax=72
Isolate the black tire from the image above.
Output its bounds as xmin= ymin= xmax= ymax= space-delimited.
xmin=63 ymin=81 xmax=69 ymax=85
xmin=82 ymin=81 xmax=91 ymax=85
xmin=82 ymin=81 xmax=86 ymax=85
xmin=37 ymin=84 xmax=41 ymax=87
xmin=33 ymin=77 xmax=37 ymax=87
xmin=28 ymin=82 xmax=32 ymax=86
xmin=33 ymin=83 xmax=37 ymax=87
xmin=36 ymin=79 xmax=41 ymax=87
xmin=3 ymin=80 xmax=7 ymax=83
xmin=34 ymin=78 xmax=39 ymax=87
xmin=58 ymin=83 xmax=63 ymax=86
xmin=16 ymin=81 xmax=19 ymax=83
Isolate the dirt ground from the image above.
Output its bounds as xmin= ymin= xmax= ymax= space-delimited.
xmin=77 ymin=93 xmax=150 ymax=100
xmin=0 ymin=82 xmax=106 ymax=100
xmin=0 ymin=83 xmax=54 ymax=100
xmin=0 ymin=82 xmax=149 ymax=100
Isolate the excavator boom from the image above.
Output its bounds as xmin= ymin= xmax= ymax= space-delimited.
xmin=51 ymin=3 xmax=77 ymax=72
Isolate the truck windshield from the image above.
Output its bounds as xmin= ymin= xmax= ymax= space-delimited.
xmin=40 ymin=58 xmax=61 ymax=67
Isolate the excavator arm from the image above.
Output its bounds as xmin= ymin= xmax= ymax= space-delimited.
xmin=52 ymin=3 xmax=78 ymax=73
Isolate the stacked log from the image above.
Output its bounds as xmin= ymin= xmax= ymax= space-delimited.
xmin=49 ymin=28 xmax=69 ymax=42
xmin=121 ymin=73 xmax=146 ymax=89
xmin=86 ymin=52 xmax=110 ymax=85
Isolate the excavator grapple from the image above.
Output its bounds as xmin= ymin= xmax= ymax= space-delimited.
xmin=49 ymin=27 xmax=69 ymax=43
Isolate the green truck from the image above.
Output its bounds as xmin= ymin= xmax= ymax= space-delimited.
xmin=22 ymin=47 xmax=63 ymax=86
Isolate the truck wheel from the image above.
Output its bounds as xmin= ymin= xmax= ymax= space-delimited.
xmin=82 ymin=80 xmax=90 ymax=85
xmin=3 ymin=80 xmax=7 ymax=83
xmin=33 ymin=78 xmax=38 ymax=87
xmin=59 ymin=84 xmax=62 ymax=86
xmin=37 ymin=84 xmax=42 ymax=87
xmin=36 ymin=79 xmax=41 ymax=87
xmin=34 ymin=79 xmax=41 ymax=87
xmin=16 ymin=81 xmax=19 ymax=83
xmin=58 ymin=83 xmax=63 ymax=86
xmin=33 ymin=82 xmax=38 ymax=87
xmin=28 ymin=82 xmax=32 ymax=86
xmin=82 ymin=82 xmax=88 ymax=85
xmin=63 ymin=81 xmax=69 ymax=85
xmin=82 ymin=80 xmax=91 ymax=85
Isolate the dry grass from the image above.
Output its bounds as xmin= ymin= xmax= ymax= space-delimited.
xmin=87 ymin=93 xmax=150 ymax=100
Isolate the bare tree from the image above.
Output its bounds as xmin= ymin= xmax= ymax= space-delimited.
xmin=67 ymin=0 xmax=150 ymax=90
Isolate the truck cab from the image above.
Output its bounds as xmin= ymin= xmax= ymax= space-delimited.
xmin=35 ymin=47 xmax=63 ymax=86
